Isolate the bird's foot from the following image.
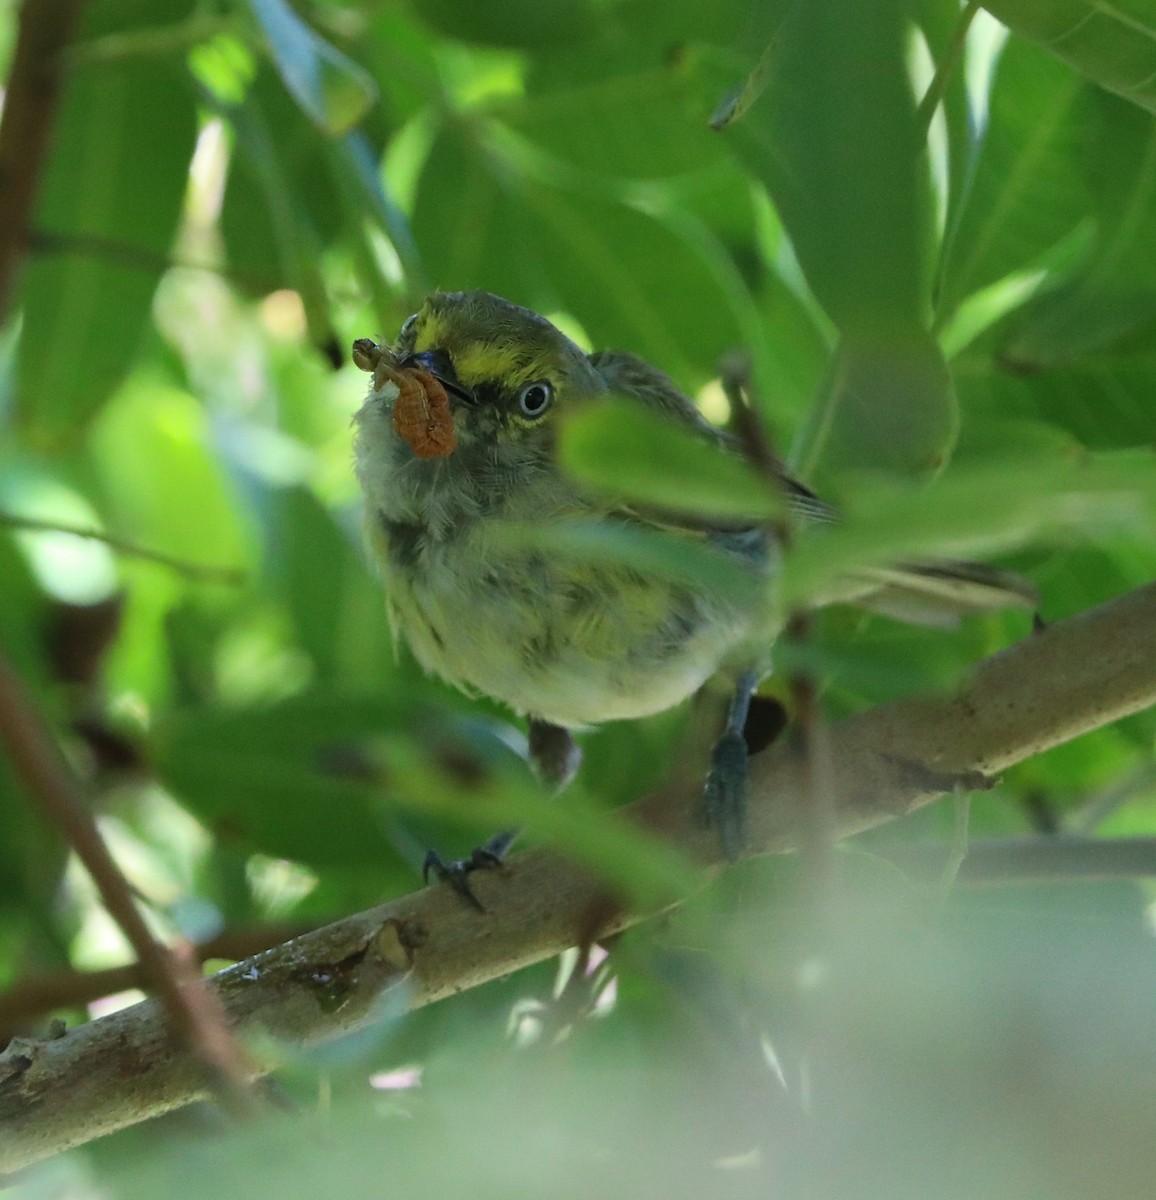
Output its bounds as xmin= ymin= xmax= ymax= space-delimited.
xmin=700 ymin=730 xmax=749 ymax=862
xmin=422 ymin=828 xmax=517 ymax=911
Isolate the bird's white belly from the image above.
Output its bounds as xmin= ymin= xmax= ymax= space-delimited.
xmin=387 ymin=532 xmax=752 ymax=728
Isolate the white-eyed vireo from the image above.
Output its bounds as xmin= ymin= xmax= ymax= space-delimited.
xmin=352 ymin=291 xmax=1035 ymax=901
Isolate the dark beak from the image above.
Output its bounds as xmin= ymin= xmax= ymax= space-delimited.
xmin=404 ymin=349 xmax=475 ymax=404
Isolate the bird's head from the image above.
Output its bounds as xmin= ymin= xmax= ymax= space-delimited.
xmin=392 ymin=290 xmax=604 ymax=450
xmin=354 ymin=291 xmax=606 ymax=524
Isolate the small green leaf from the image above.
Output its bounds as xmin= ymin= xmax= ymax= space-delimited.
xmin=246 ymin=0 xmax=377 ymax=136
xmin=560 ymin=399 xmax=782 ymax=522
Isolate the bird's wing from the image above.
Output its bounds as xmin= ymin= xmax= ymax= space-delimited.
xmin=587 ymin=350 xmax=1037 ymax=622
xmin=588 ymin=349 xmax=827 ymax=530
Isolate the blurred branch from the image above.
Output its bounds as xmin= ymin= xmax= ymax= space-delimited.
xmin=63 ymin=12 xmax=241 ymax=63
xmin=0 ymin=0 xmax=90 ymax=323
xmin=878 ymin=835 xmax=1156 ymax=884
xmin=0 ymin=922 xmax=318 ymax=1044
xmin=28 ymin=229 xmax=279 ymax=295
xmin=2 ymin=580 xmax=1155 ymax=1172
xmin=0 ymin=649 xmax=258 ymax=1120
xmin=0 ymin=511 xmax=247 ymax=584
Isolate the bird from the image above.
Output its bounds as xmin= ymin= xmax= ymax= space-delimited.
xmin=352 ymin=290 xmax=1036 ymax=902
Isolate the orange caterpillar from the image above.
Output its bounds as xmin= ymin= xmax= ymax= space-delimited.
xmin=352 ymin=338 xmax=456 ymax=459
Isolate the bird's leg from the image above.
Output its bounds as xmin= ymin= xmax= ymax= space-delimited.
xmin=701 ymin=669 xmax=760 ymax=861
xmin=424 ymin=719 xmax=581 ymax=911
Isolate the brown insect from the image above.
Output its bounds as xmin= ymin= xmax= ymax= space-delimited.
xmin=352 ymin=338 xmax=457 ymax=459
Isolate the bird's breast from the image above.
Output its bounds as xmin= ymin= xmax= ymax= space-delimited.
xmin=377 ymin=514 xmax=760 ymax=728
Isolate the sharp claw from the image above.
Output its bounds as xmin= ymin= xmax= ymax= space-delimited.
xmin=422 ymin=841 xmax=511 ymax=912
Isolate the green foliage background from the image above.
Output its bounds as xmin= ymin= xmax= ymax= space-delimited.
xmin=1 ymin=0 xmax=1155 ymax=1196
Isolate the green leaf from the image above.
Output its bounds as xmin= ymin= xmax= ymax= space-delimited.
xmin=783 ymin=450 xmax=1156 ymax=609
xmin=799 ymin=327 xmax=957 ymax=482
xmin=958 ymin=349 xmax=1156 ymax=452
xmin=984 ymin=0 xmax=1156 ymax=114
xmin=995 ymin=93 xmax=1156 ymax=367
xmin=15 ymin=60 xmax=197 ymax=445
xmin=219 ymin=67 xmax=346 ymax=295
xmin=936 ymin=38 xmax=1095 ymax=319
xmin=410 ymin=0 xmax=598 ymax=48
xmin=153 ymin=693 xmax=415 ymax=869
xmin=511 ymin=68 xmax=726 ymax=180
xmin=246 ymin=0 xmax=378 ymax=136
xmin=523 ymin=186 xmax=741 ymax=383
xmin=719 ymin=0 xmax=933 ymax=334
xmin=486 ymin=518 xmax=765 ymax=606
xmin=559 ymin=398 xmax=781 ymax=522
xmin=411 ymin=121 xmax=549 ymax=303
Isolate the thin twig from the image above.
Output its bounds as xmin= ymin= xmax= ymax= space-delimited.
xmin=785 ymin=614 xmax=840 ymax=931
xmin=879 ymin=835 xmax=1156 ymax=884
xmin=934 ymin=789 xmax=971 ymax=912
xmin=0 ymin=647 xmax=258 ymax=1112
xmin=0 ymin=0 xmax=91 ymax=323
xmin=1 ymin=512 xmax=246 ymax=584
xmin=917 ymin=0 xmax=981 ymax=137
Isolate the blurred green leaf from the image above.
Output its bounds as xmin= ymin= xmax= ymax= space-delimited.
xmin=411 ymin=0 xmax=598 ymax=48
xmin=16 ymin=60 xmax=197 ymax=444
xmin=784 ymin=450 xmax=1156 ymax=608
xmin=411 ymin=121 xmax=549 ymax=302
xmin=996 ymin=93 xmax=1156 ymax=368
xmin=153 ymin=692 xmax=413 ymax=868
xmin=220 ymin=67 xmax=346 ymax=296
xmin=487 ymin=518 xmax=765 ymax=606
xmin=511 ymin=68 xmax=726 ymax=180
xmin=985 ymin=0 xmax=1156 ymax=113
xmin=720 ymin=0 xmax=933 ymax=335
xmin=246 ymin=0 xmax=378 ymax=136
xmin=559 ymin=397 xmax=781 ymax=521
xmin=800 ymin=327 xmax=957 ymax=482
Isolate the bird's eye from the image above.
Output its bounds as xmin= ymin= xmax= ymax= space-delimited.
xmin=517 ymin=380 xmax=553 ymax=419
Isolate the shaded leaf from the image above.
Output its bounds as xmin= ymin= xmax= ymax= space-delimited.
xmin=937 ymin=38 xmax=1095 ymax=318
xmin=16 ymin=61 xmax=197 ymax=444
xmin=720 ymin=0 xmax=933 ymax=334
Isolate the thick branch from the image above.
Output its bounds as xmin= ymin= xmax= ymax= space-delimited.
xmin=0 ymin=923 xmax=317 ymax=1044
xmin=1 ymin=581 xmax=1154 ymax=1172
